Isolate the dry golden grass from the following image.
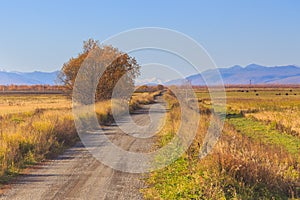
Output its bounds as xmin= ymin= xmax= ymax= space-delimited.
xmin=143 ymin=87 xmax=300 ymax=199
xmin=0 ymin=90 xmax=163 ymax=184
xmin=75 ymin=90 xmax=163 ymax=128
xmin=0 ymin=107 xmax=76 ymax=182
xmin=131 ymin=91 xmax=159 ymax=104
xmin=0 ymin=94 xmax=71 ymax=115
xmin=246 ymin=110 xmax=300 ymax=137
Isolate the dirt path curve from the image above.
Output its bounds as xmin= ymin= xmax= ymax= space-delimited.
xmin=0 ymin=97 xmax=166 ymax=200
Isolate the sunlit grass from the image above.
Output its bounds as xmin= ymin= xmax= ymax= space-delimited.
xmin=227 ymin=115 xmax=300 ymax=155
xmin=0 ymin=94 xmax=71 ymax=115
xmin=143 ymin=87 xmax=300 ymax=199
xmin=0 ymin=106 xmax=77 ymax=183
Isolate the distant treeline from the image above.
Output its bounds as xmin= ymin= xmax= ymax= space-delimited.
xmin=224 ymin=84 xmax=300 ymax=88
xmin=190 ymin=84 xmax=300 ymax=90
xmin=0 ymin=85 xmax=65 ymax=94
xmin=1 ymin=84 xmax=299 ymax=94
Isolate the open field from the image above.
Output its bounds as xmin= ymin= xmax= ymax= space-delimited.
xmin=0 ymin=98 xmax=165 ymax=200
xmin=0 ymin=94 xmax=76 ymax=183
xmin=0 ymin=91 xmax=161 ymax=185
xmin=0 ymin=87 xmax=299 ymax=199
xmin=0 ymin=94 xmax=71 ymax=115
xmin=143 ymin=87 xmax=300 ymax=199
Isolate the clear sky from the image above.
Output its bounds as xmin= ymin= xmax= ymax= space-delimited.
xmin=0 ymin=0 xmax=299 ymax=72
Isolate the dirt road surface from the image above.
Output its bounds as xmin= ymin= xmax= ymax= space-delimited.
xmin=0 ymin=98 xmax=166 ymax=200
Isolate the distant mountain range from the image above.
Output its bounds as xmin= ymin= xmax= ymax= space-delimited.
xmin=166 ymin=64 xmax=300 ymax=85
xmin=1 ymin=64 xmax=300 ymax=85
xmin=0 ymin=71 xmax=59 ymax=85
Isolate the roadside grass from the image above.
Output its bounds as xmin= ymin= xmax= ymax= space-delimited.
xmin=131 ymin=91 xmax=161 ymax=105
xmin=76 ymin=91 xmax=160 ymax=129
xmin=0 ymin=91 xmax=163 ymax=184
xmin=0 ymin=108 xmax=77 ymax=184
xmin=143 ymin=88 xmax=300 ymax=199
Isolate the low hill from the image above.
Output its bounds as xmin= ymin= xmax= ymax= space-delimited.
xmin=167 ymin=64 xmax=300 ymax=85
xmin=0 ymin=71 xmax=59 ymax=85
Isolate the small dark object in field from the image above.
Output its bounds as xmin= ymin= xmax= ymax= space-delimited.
xmin=256 ymin=93 xmax=259 ymax=96
xmin=294 ymin=93 xmax=297 ymax=95
xmin=34 ymin=108 xmax=45 ymax=115
xmin=241 ymin=90 xmax=244 ymax=92
xmin=254 ymin=90 xmax=257 ymax=92
xmin=285 ymin=93 xmax=288 ymax=96
xmin=290 ymin=89 xmax=292 ymax=92
xmin=246 ymin=90 xmax=249 ymax=92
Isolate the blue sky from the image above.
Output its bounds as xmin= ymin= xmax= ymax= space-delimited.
xmin=0 ymin=0 xmax=299 ymax=73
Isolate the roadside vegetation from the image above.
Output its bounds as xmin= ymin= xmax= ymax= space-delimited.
xmin=0 ymin=94 xmax=76 ymax=183
xmin=0 ymin=39 xmax=164 ymax=185
xmin=143 ymin=86 xmax=300 ymax=199
xmin=0 ymin=87 xmax=162 ymax=184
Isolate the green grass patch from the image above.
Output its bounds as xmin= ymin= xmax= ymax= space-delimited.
xmin=143 ymin=93 xmax=292 ymax=199
xmin=227 ymin=115 xmax=300 ymax=156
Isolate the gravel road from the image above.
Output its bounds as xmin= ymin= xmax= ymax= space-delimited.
xmin=0 ymin=97 xmax=166 ymax=200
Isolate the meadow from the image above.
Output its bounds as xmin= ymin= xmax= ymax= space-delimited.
xmin=0 ymin=91 xmax=160 ymax=184
xmin=1 ymin=87 xmax=299 ymax=199
xmin=143 ymin=86 xmax=300 ymax=199
xmin=0 ymin=94 xmax=76 ymax=183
